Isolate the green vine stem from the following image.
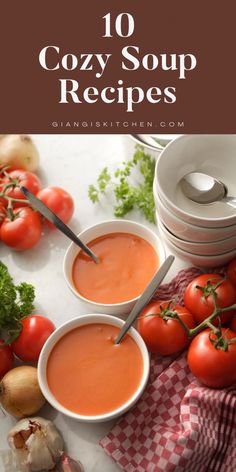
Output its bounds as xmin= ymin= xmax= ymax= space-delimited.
xmin=189 ymin=304 xmax=236 ymax=337
xmin=144 ymin=290 xmax=236 ymax=351
xmin=0 ymin=171 xmax=29 ymax=211
xmin=4 ymin=196 xmax=29 ymax=205
xmin=171 ymin=304 xmax=236 ymax=339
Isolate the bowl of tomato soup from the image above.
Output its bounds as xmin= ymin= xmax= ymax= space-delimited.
xmin=63 ymin=219 xmax=165 ymax=315
xmin=38 ymin=314 xmax=150 ymax=422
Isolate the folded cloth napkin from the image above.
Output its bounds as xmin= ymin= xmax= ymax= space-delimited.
xmin=100 ymin=266 xmax=235 ymax=472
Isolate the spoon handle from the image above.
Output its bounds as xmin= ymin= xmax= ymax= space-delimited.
xmin=114 ymin=255 xmax=175 ymax=345
xmin=20 ymin=186 xmax=100 ymax=264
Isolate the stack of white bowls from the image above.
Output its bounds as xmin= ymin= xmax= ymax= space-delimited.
xmin=153 ymin=135 xmax=236 ymax=267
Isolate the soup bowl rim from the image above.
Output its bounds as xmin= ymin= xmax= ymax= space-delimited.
xmin=63 ymin=219 xmax=166 ymax=314
xmin=38 ymin=313 xmax=150 ymax=422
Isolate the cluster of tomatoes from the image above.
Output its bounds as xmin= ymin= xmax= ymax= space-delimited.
xmin=0 ymin=314 xmax=55 ymax=379
xmin=0 ymin=168 xmax=74 ymax=250
xmin=137 ymin=258 xmax=236 ymax=389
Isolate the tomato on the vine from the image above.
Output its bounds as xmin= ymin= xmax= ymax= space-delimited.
xmin=37 ymin=187 xmax=74 ymax=229
xmin=187 ymin=328 xmax=236 ymax=388
xmin=230 ymin=315 xmax=236 ymax=334
xmin=137 ymin=300 xmax=195 ymax=355
xmin=0 ymin=341 xmax=13 ymax=378
xmin=0 ymin=185 xmax=7 ymax=209
xmin=12 ymin=315 xmax=55 ymax=362
xmin=0 ymin=207 xmax=42 ymax=250
xmin=3 ymin=169 xmax=42 ymax=208
xmin=184 ymin=274 xmax=236 ymax=325
xmin=227 ymin=258 xmax=236 ymax=287
xmin=0 ymin=203 xmax=6 ymax=228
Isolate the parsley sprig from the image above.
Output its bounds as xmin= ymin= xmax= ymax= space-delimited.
xmin=0 ymin=262 xmax=35 ymax=344
xmin=88 ymin=146 xmax=156 ymax=223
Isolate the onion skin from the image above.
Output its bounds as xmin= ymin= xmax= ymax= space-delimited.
xmin=0 ymin=366 xmax=45 ymax=418
xmin=0 ymin=135 xmax=39 ymax=172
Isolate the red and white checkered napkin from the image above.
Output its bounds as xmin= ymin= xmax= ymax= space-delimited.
xmin=100 ymin=354 xmax=236 ymax=472
xmin=100 ymin=266 xmax=236 ymax=472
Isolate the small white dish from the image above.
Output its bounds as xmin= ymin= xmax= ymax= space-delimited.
xmin=158 ymin=223 xmax=236 ymax=268
xmin=38 ymin=314 xmax=150 ymax=423
xmin=123 ymin=135 xmax=180 ymax=163
xmin=154 ymin=182 xmax=236 ymax=242
xmin=158 ymin=218 xmax=236 ymax=256
xmin=122 ymin=136 xmax=162 ymax=162
xmin=63 ymin=219 xmax=165 ymax=315
xmin=155 ymin=135 xmax=236 ymax=227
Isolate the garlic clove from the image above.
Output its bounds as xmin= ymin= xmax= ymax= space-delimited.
xmin=26 ymin=429 xmax=56 ymax=471
xmin=42 ymin=419 xmax=64 ymax=455
xmin=57 ymin=453 xmax=84 ymax=472
xmin=11 ymin=432 xmax=27 ymax=449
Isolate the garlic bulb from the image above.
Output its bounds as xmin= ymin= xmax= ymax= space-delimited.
xmin=8 ymin=417 xmax=64 ymax=471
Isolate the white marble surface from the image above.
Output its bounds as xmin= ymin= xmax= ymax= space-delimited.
xmin=0 ymin=135 xmax=188 ymax=472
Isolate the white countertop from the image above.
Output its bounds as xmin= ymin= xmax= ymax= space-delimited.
xmin=0 ymin=134 xmax=188 ymax=472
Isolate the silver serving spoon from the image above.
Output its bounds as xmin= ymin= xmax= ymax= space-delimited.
xmin=180 ymin=172 xmax=236 ymax=209
xmin=114 ymin=255 xmax=175 ymax=345
xmin=21 ymin=186 xmax=100 ymax=264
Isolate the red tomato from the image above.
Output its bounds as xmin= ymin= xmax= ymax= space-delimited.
xmin=3 ymin=169 xmax=42 ymax=208
xmin=0 ymin=203 xmax=6 ymax=228
xmin=0 ymin=187 xmax=7 ymax=209
xmin=184 ymin=274 xmax=236 ymax=325
xmin=37 ymin=187 xmax=74 ymax=229
xmin=0 ymin=341 xmax=13 ymax=378
xmin=0 ymin=197 xmax=6 ymax=209
xmin=187 ymin=328 xmax=236 ymax=388
xmin=0 ymin=167 xmax=6 ymax=209
xmin=230 ymin=315 xmax=236 ymax=333
xmin=12 ymin=315 xmax=55 ymax=362
xmin=137 ymin=301 xmax=195 ymax=355
xmin=227 ymin=258 xmax=236 ymax=286
xmin=0 ymin=207 xmax=42 ymax=250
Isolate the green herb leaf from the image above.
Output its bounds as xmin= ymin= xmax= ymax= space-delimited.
xmin=97 ymin=167 xmax=111 ymax=193
xmin=88 ymin=185 xmax=99 ymax=203
xmin=0 ymin=261 xmax=35 ymax=344
xmin=88 ymin=145 xmax=156 ymax=223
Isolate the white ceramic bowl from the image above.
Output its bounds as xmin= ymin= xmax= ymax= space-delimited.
xmin=158 ymin=223 xmax=236 ymax=268
xmin=123 ymin=135 xmax=180 ymax=163
xmin=122 ymin=135 xmax=162 ymax=162
xmin=155 ymin=135 xmax=236 ymax=228
xmin=158 ymin=218 xmax=236 ymax=256
xmin=154 ymin=181 xmax=236 ymax=242
xmin=38 ymin=314 xmax=150 ymax=423
xmin=63 ymin=219 xmax=165 ymax=315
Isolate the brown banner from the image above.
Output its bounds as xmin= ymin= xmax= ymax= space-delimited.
xmin=0 ymin=0 xmax=235 ymax=133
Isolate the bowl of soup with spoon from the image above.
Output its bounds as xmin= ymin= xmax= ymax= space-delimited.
xmin=38 ymin=314 xmax=150 ymax=422
xmin=63 ymin=219 xmax=165 ymax=315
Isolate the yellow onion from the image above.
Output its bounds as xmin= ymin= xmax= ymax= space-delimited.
xmin=0 ymin=366 xmax=45 ymax=418
xmin=0 ymin=134 xmax=39 ymax=172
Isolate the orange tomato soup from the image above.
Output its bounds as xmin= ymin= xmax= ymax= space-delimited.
xmin=72 ymin=232 xmax=159 ymax=304
xmin=47 ymin=323 xmax=143 ymax=416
